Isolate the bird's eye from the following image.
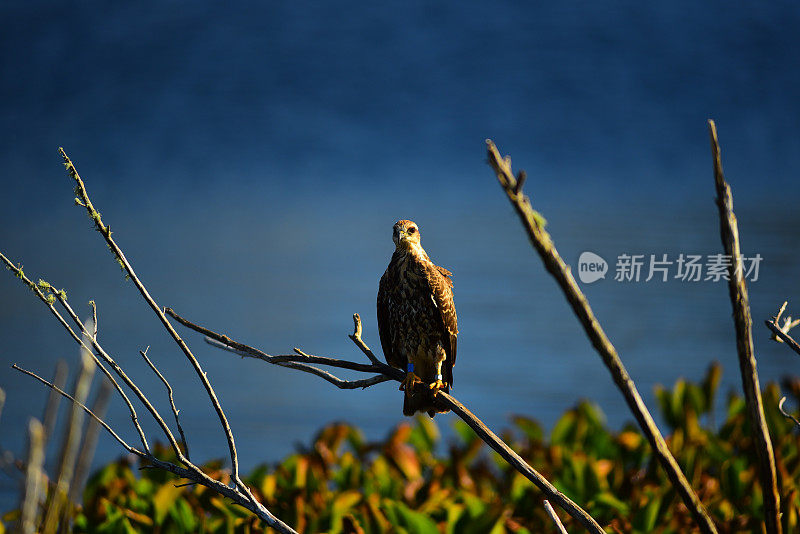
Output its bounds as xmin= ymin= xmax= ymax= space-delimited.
xmin=408 ymin=227 xmax=417 ymax=234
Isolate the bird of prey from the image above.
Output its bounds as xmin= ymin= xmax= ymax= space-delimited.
xmin=377 ymin=219 xmax=458 ymax=417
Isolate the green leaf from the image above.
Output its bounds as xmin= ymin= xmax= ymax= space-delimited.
xmin=169 ymin=498 xmax=198 ymax=531
xmin=702 ymin=362 xmax=722 ymax=412
xmin=594 ymin=492 xmax=630 ymax=515
xmin=512 ymin=415 xmax=543 ymax=442
xmin=633 ymin=493 xmax=662 ymax=532
xmin=153 ymin=483 xmax=183 ymax=524
xmin=387 ymin=502 xmax=439 ymax=534
xmin=551 ymin=411 xmax=576 ymax=445
xmin=453 ymin=419 xmax=477 ymax=445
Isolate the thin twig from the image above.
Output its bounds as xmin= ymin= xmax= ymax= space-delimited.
xmin=277 ymin=361 xmax=392 ymax=389
xmin=709 ymin=120 xmax=781 ymax=534
xmin=51 ymin=285 xmax=165 ymax=455
xmin=486 ymin=139 xmax=717 ymax=534
xmin=140 ymin=347 xmax=190 ymax=459
xmin=167 ymin=307 xmax=404 ymax=383
xmin=349 ymin=313 xmax=382 ymax=365
xmin=769 ymin=301 xmax=800 ymax=343
xmin=41 ymin=360 xmax=68 ymax=445
xmin=778 ymin=397 xmax=800 ymax=429
xmin=13 ymin=365 xmax=136 ymax=453
xmin=544 ymin=500 xmax=569 ymax=534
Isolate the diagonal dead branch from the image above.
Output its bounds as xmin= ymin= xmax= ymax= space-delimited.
xmin=709 ymin=120 xmax=781 ymax=534
xmin=486 ymin=139 xmax=717 ymax=534
xmin=175 ymin=311 xmax=605 ymax=534
xmin=438 ymin=392 xmax=601 ymax=533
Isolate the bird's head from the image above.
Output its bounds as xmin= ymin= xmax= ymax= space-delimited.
xmin=393 ymin=219 xmax=421 ymax=251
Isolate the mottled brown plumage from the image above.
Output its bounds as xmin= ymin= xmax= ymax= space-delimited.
xmin=377 ymin=220 xmax=458 ymax=416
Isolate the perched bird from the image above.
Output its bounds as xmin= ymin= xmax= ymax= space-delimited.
xmin=377 ymin=220 xmax=458 ymax=417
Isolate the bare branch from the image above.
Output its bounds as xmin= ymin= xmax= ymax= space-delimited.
xmin=41 ymin=360 xmax=68 ymax=444
xmin=12 ymin=364 xmax=137 ymax=455
xmin=544 ymin=500 xmax=569 ymax=534
xmin=176 ymin=312 xmax=604 ymax=534
xmin=277 ymin=361 xmax=392 ymax=389
xmin=486 ymin=139 xmax=717 ymax=534
xmin=140 ymin=347 xmax=190 ymax=459
xmin=0 ymin=253 xmax=84 ymax=346
xmin=167 ymin=307 xmax=404 ymax=382
xmin=0 ymin=257 xmax=151 ymax=452
xmin=349 ymin=313 xmax=382 ymax=365
xmin=61 ymin=149 xmax=245 ymax=489
xmin=709 ymin=120 xmax=781 ymax=534
xmin=47 ymin=283 xmax=152 ymax=453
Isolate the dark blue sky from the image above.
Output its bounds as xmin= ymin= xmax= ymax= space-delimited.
xmin=2 ymin=1 xmax=799 ymax=210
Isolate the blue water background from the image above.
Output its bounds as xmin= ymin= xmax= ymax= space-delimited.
xmin=2 ymin=1 xmax=800 ymax=511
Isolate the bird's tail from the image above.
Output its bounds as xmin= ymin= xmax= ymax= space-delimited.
xmin=403 ymin=383 xmax=450 ymax=417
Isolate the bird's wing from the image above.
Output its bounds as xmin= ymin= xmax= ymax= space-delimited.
xmin=377 ymin=269 xmax=399 ymax=368
xmin=428 ymin=263 xmax=458 ymax=386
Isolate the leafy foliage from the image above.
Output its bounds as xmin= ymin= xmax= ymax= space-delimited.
xmin=5 ymin=363 xmax=800 ymax=533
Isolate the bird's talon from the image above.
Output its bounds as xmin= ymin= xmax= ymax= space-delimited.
xmin=428 ymin=379 xmax=446 ymax=391
xmin=400 ymin=371 xmax=421 ymax=391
